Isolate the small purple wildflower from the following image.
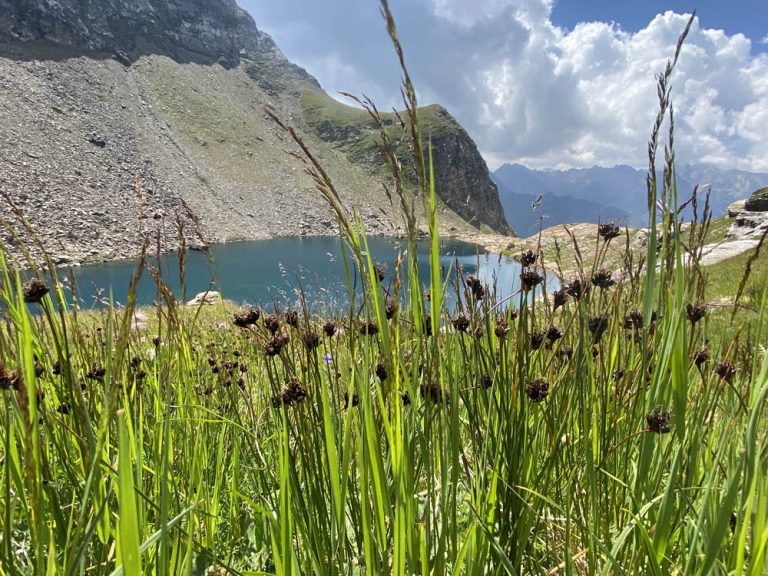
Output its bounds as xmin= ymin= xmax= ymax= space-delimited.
xmin=324 ymin=354 xmax=333 ymax=364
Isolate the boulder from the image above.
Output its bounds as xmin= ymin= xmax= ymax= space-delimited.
xmin=727 ymin=200 xmax=746 ymax=217
xmin=745 ymin=187 xmax=768 ymax=212
xmin=186 ymin=291 xmax=222 ymax=306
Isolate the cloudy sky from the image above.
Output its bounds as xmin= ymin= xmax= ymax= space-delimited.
xmin=241 ymin=0 xmax=768 ymax=172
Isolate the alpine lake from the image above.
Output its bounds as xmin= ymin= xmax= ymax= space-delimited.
xmin=47 ymin=236 xmax=556 ymax=312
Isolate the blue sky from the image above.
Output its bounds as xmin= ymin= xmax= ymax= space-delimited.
xmin=551 ymin=1 xmax=767 ymax=49
xmin=241 ymin=1 xmax=768 ymax=171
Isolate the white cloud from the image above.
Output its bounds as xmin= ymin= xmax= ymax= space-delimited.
xmin=244 ymin=0 xmax=768 ymax=171
xmin=762 ymin=34 xmax=768 ymax=45
xmin=413 ymin=6 xmax=768 ymax=171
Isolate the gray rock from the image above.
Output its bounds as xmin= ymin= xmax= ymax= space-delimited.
xmin=726 ymin=211 xmax=768 ymax=240
xmin=186 ymin=291 xmax=221 ymax=306
xmin=745 ymin=187 xmax=768 ymax=212
xmin=699 ymin=240 xmax=760 ymax=266
xmin=727 ymin=200 xmax=746 ymax=217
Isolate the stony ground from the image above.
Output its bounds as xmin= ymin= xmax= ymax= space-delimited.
xmin=0 ymin=41 xmax=486 ymax=267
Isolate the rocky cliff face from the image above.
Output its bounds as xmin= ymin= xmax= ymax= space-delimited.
xmin=0 ymin=0 xmax=511 ymax=265
xmin=2 ymin=0 xmax=250 ymax=62
xmin=427 ymin=107 xmax=510 ymax=234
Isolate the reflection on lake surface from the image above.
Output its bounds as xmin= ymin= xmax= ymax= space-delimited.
xmin=52 ymin=236 xmax=557 ymax=310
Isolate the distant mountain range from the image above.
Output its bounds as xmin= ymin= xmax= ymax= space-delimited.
xmin=493 ymin=163 xmax=768 ymax=237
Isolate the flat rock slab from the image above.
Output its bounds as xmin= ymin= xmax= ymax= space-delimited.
xmin=699 ymin=240 xmax=760 ymax=266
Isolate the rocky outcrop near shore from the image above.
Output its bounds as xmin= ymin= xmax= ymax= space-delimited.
xmin=0 ymin=0 xmax=511 ymax=266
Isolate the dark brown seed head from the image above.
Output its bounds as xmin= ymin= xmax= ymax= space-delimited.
xmin=375 ymin=362 xmax=387 ymax=381
xmin=23 ymin=278 xmax=49 ymax=304
xmin=494 ymin=317 xmax=509 ymax=338
xmin=302 ymin=331 xmax=321 ymax=350
xmin=646 ymin=409 xmax=672 ymax=434
xmin=265 ymin=333 xmax=290 ymax=357
xmin=264 ymin=314 xmax=281 ymax=335
xmin=529 ymin=330 xmax=546 ymax=350
xmin=520 ymin=270 xmax=544 ymax=291
xmin=452 ymin=314 xmax=471 ymax=333
xmin=553 ymin=288 xmax=568 ymax=310
xmin=86 ymin=364 xmax=106 ymax=381
xmin=473 ymin=324 xmax=484 ymax=339
xmin=465 ymin=276 xmax=485 ymax=300
xmin=152 ymin=335 xmax=161 ymax=347
xmin=233 ymin=306 xmax=260 ymax=327
xmin=385 ymin=299 xmax=397 ymax=320
xmin=52 ymin=360 xmax=61 ymax=375
xmin=715 ymin=360 xmax=736 ymax=382
xmin=343 ymin=392 xmax=359 ymax=409
xmin=222 ymin=360 xmax=237 ymax=374
xmin=56 ymin=403 xmax=71 ymax=415
xmin=34 ymin=362 xmax=45 ymax=377
xmin=323 ymin=321 xmax=337 ymax=338
xmin=272 ymin=378 xmax=308 ymax=408
xmin=588 ymin=315 xmax=609 ymax=343
xmin=693 ymin=347 xmax=710 ymax=367
xmin=591 ymin=269 xmax=615 ymax=290
xmin=401 ymin=391 xmax=411 ymax=406
xmin=526 ymin=378 xmax=549 ymax=402
xmin=686 ymin=302 xmax=706 ymax=324
xmin=520 ymin=249 xmax=537 ymax=267
xmin=612 ymin=368 xmax=624 ymax=381
xmin=623 ymin=310 xmax=644 ymax=330
xmin=0 ymin=365 xmax=19 ymax=390
xmin=598 ymin=223 xmax=621 ymax=241
xmin=481 ymin=374 xmax=493 ymax=389
xmin=420 ymin=381 xmax=446 ymax=403
xmin=285 ymin=310 xmax=299 ymax=328
xmin=564 ymin=278 xmax=588 ymax=300
xmin=546 ymin=325 xmax=563 ymax=342
xmin=360 ymin=321 xmax=379 ymax=336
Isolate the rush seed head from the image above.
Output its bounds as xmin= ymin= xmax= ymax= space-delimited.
xmin=520 ymin=270 xmax=544 ymax=291
xmin=233 ymin=306 xmax=260 ymax=327
xmin=520 ymin=249 xmax=537 ymax=267
xmin=23 ymin=278 xmax=49 ymax=304
xmin=686 ymin=302 xmax=706 ymax=324
xmin=646 ymin=408 xmax=672 ymax=434
xmin=598 ymin=222 xmax=621 ymax=241
xmin=526 ymin=378 xmax=549 ymax=402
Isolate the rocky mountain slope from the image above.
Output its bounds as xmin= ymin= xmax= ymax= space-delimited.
xmin=0 ymin=0 xmax=510 ymax=265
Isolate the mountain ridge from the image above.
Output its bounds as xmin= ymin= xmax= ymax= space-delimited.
xmin=494 ymin=162 xmax=768 ymax=228
xmin=0 ymin=0 xmax=511 ymax=265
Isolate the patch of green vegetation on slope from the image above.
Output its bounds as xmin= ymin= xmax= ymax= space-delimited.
xmin=301 ymin=87 xmax=460 ymax=179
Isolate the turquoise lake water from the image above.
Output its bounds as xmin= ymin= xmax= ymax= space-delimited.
xmin=49 ymin=236 xmax=554 ymax=311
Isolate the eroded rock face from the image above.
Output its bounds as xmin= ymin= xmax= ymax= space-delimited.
xmin=428 ymin=107 xmax=511 ymax=235
xmin=0 ymin=0 xmax=262 ymax=64
xmin=745 ymin=187 xmax=768 ymax=212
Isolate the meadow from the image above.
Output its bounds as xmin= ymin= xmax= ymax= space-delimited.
xmin=1 ymin=4 xmax=767 ymax=575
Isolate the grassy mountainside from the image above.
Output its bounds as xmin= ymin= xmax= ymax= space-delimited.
xmin=301 ymin=88 xmax=512 ymax=234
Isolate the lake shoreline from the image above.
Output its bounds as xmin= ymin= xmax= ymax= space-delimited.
xmin=16 ymin=229 xmax=521 ymax=271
